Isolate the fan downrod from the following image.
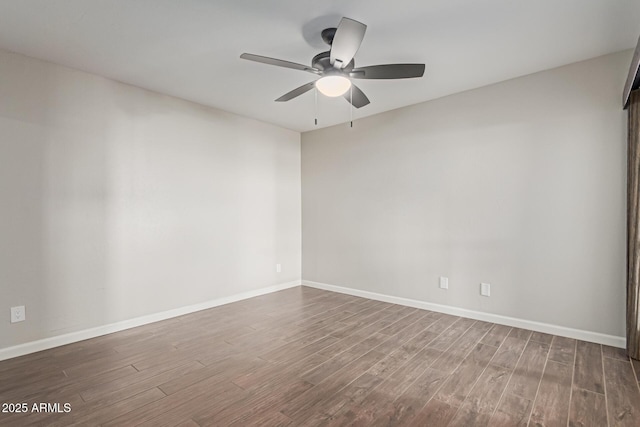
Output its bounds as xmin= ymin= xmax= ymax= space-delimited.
xmin=321 ymin=28 xmax=337 ymax=46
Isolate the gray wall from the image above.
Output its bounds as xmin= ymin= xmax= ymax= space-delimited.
xmin=1 ymin=46 xmax=631 ymax=350
xmin=302 ymin=51 xmax=630 ymax=337
xmin=0 ymin=50 xmax=301 ymax=349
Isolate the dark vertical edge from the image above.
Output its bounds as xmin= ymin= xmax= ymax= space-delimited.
xmin=628 ymin=90 xmax=640 ymax=360
xmin=623 ymin=38 xmax=640 ymax=109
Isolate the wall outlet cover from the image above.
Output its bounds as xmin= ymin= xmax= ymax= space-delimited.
xmin=439 ymin=277 xmax=448 ymax=289
xmin=480 ymin=283 xmax=491 ymax=297
xmin=11 ymin=306 xmax=25 ymax=323
xmin=276 ymin=264 xmax=282 ymax=273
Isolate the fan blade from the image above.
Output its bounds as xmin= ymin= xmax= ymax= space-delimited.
xmin=330 ymin=18 xmax=367 ymax=69
xmin=343 ymin=84 xmax=370 ymax=108
xmin=275 ymin=82 xmax=316 ymax=102
xmin=350 ymin=64 xmax=425 ymax=79
xmin=240 ymin=53 xmax=319 ymax=74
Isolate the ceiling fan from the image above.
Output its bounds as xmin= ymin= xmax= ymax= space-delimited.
xmin=240 ymin=17 xmax=425 ymax=109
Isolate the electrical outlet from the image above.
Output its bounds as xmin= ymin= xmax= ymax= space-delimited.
xmin=11 ymin=306 xmax=25 ymax=323
xmin=480 ymin=283 xmax=491 ymax=297
xmin=439 ymin=277 xmax=448 ymax=289
xmin=276 ymin=264 xmax=282 ymax=273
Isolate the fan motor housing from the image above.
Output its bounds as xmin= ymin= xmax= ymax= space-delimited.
xmin=312 ymin=51 xmax=354 ymax=72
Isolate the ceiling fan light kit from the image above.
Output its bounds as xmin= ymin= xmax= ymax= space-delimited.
xmin=315 ymin=75 xmax=351 ymax=97
xmin=240 ymin=17 xmax=425 ymax=124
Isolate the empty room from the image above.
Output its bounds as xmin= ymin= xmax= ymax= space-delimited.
xmin=2 ymin=1 xmax=640 ymax=426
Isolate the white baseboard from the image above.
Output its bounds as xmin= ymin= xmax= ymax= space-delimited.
xmin=303 ymin=280 xmax=626 ymax=349
xmin=0 ymin=280 xmax=301 ymax=362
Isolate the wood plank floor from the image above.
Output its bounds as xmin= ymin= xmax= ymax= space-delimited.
xmin=1 ymin=286 xmax=639 ymax=426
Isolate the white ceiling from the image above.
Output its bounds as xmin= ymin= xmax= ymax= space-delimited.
xmin=0 ymin=0 xmax=638 ymax=132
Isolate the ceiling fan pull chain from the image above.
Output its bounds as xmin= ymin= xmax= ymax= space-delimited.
xmin=315 ymin=86 xmax=318 ymax=126
xmin=350 ymin=85 xmax=353 ymax=128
